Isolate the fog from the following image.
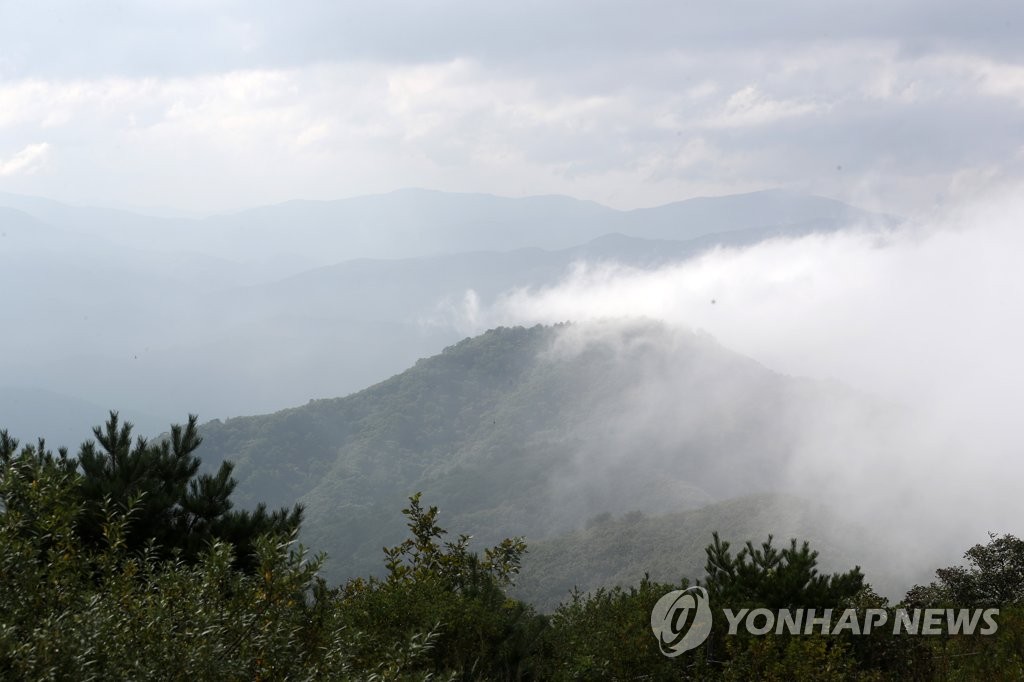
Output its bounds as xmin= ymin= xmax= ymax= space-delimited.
xmin=0 ymin=189 xmax=870 ymax=435
xmin=451 ymin=185 xmax=1024 ymax=580
xmin=3 ymin=178 xmax=1019 ymax=589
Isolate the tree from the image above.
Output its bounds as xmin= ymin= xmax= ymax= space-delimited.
xmin=4 ymin=411 xmax=302 ymax=571
xmin=906 ymin=532 xmax=1024 ymax=608
xmin=0 ymin=438 xmax=458 ymax=680
xmin=339 ymin=493 xmax=546 ymax=680
xmin=698 ymin=533 xmax=866 ymax=678
xmin=702 ymin=531 xmax=865 ymax=610
xmin=543 ymin=576 xmax=691 ymax=681
xmin=900 ymin=534 xmax=1024 ymax=680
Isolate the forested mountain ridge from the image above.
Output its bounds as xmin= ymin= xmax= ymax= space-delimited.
xmin=196 ymin=322 xmax=885 ymax=584
xmin=514 ymin=493 xmax=893 ymax=611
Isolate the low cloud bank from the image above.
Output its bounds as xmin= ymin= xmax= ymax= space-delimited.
xmin=451 ymin=186 xmax=1024 ymax=582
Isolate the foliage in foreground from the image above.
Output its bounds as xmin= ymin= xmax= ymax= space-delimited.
xmin=2 ymin=416 xmax=1024 ymax=680
xmin=1 ymin=412 xmax=301 ymax=572
xmin=0 ymin=440 xmax=351 ymax=680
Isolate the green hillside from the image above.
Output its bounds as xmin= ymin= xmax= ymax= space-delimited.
xmin=197 ymin=322 xmax=880 ymax=584
xmin=514 ymin=492 xmax=901 ymax=611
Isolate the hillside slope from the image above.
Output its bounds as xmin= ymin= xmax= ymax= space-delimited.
xmin=513 ymin=493 xmax=901 ymax=611
xmin=197 ymin=323 xmax=883 ymax=583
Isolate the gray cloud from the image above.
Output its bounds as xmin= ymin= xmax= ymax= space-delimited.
xmin=1 ymin=2 xmax=1023 ymax=213
xmin=5 ymin=2 xmax=1024 ymax=79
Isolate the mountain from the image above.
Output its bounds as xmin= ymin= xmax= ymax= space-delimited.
xmin=617 ymin=189 xmax=882 ymax=241
xmin=1 ymin=187 xmax=894 ymax=266
xmin=0 ymin=187 xmax=897 ymax=425
xmin=0 ymin=387 xmax=166 ymax=444
xmin=189 ymin=187 xmax=895 ymax=263
xmin=0 ymin=206 xmax=52 ymax=244
xmin=0 ymin=191 xmax=179 ymax=252
xmin=3 ymin=228 xmax=784 ymax=422
xmin=194 ymin=322 xmax=885 ymax=587
xmin=513 ymin=493 xmax=901 ymax=611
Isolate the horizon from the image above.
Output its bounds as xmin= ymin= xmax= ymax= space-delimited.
xmin=1 ymin=184 xmax=874 ymax=222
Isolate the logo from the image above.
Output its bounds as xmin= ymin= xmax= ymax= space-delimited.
xmin=650 ymin=586 xmax=713 ymax=656
xmin=650 ymin=587 xmax=1000 ymax=659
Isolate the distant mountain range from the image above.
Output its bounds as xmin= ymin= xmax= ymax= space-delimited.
xmin=1 ymin=187 xmax=894 ymax=265
xmin=0 ymin=387 xmax=164 ymax=449
xmin=199 ymin=187 xmax=893 ymax=262
xmin=0 ymin=187 xmax=898 ymax=430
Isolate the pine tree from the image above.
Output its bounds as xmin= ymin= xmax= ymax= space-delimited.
xmin=702 ymin=531 xmax=865 ymax=609
xmin=73 ymin=411 xmax=302 ymax=570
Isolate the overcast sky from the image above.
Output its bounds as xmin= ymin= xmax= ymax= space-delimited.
xmin=2 ymin=1 xmax=1023 ymax=214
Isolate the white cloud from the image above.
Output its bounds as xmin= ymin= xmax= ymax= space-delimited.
xmin=0 ymin=39 xmax=1023 ymax=213
xmin=705 ymin=85 xmax=824 ymax=128
xmin=474 ymin=189 xmax=1024 ymax=415
xmin=444 ymin=185 xmax=1024 ymax=569
xmin=0 ymin=143 xmax=51 ymax=176
xmin=961 ymin=56 xmax=1024 ymax=107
